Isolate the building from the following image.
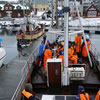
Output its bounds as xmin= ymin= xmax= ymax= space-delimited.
xmin=32 ymin=0 xmax=49 ymax=11
xmin=69 ymin=1 xmax=83 ymax=17
xmin=85 ymin=4 xmax=100 ymax=18
xmin=82 ymin=0 xmax=93 ymax=16
xmin=0 ymin=3 xmax=31 ymax=18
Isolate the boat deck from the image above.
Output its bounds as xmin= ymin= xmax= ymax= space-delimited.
xmin=0 ymin=37 xmax=42 ymax=99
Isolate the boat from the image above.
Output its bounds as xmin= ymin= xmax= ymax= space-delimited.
xmin=0 ymin=38 xmax=6 ymax=67
xmin=31 ymin=0 xmax=100 ymax=99
xmin=16 ymin=23 xmax=45 ymax=46
xmin=11 ymin=0 xmax=100 ymax=99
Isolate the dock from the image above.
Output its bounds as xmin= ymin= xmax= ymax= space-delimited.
xmin=0 ymin=37 xmax=43 ymax=100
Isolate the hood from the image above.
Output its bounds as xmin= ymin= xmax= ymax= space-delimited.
xmin=78 ymin=86 xmax=85 ymax=94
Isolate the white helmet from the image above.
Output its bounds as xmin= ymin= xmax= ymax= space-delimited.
xmin=85 ymin=35 xmax=89 ymax=39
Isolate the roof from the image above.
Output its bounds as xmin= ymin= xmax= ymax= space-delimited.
xmin=32 ymin=0 xmax=48 ymax=5
xmin=0 ymin=3 xmax=29 ymax=10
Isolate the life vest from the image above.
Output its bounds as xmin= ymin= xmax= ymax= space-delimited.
xmin=74 ymin=34 xmax=82 ymax=53
xmin=58 ymin=55 xmax=64 ymax=62
xmin=68 ymin=48 xmax=78 ymax=64
xmin=44 ymin=49 xmax=52 ymax=69
xmin=21 ymin=33 xmax=24 ymax=36
xmin=82 ymin=40 xmax=91 ymax=57
xmin=22 ymin=89 xmax=33 ymax=99
xmin=95 ymin=90 xmax=100 ymax=100
xmin=80 ymin=93 xmax=90 ymax=100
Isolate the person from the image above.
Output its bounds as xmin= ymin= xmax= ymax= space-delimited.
xmin=17 ymin=40 xmax=22 ymax=57
xmin=68 ymin=45 xmax=78 ymax=64
xmin=22 ymin=83 xmax=40 ymax=100
xmin=74 ymin=33 xmax=82 ymax=56
xmin=76 ymin=85 xmax=92 ymax=100
xmin=95 ymin=89 xmax=100 ymax=100
xmin=81 ymin=35 xmax=91 ymax=58
xmin=44 ymin=45 xmax=52 ymax=73
xmin=58 ymin=50 xmax=64 ymax=62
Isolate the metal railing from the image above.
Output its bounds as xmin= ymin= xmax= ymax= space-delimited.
xmin=11 ymin=44 xmax=40 ymax=100
xmin=90 ymin=43 xmax=100 ymax=64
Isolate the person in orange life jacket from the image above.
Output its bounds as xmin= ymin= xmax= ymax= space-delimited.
xmin=68 ymin=45 xmax=78 ymax=64
xmin=81 ymin=35 xmax=91 ymax=58
xmin=95 ymin=89 xmax=100 ymax=100
xmin=71 ymin=42 xmax=76 ymax=55
xmin=76 ymin=85 xmax=92 ymax=100
xmin=44 ymin=45 xmax=52 ymax=73
xmin=22 ymin=83 xmax=40 ymax=100
xmin=58 ymin=50 xmax=64 ymax=62
xmin=56 ymin=43 xmax=64 ymax=56
xmin=75 ymin=33 xmax=82 ymax=56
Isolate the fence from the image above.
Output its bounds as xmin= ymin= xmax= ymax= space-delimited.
xmin=11 ymin=45 xmax=39 ymax=100
xmin=90 ymin=43 xmax=100 ymax=64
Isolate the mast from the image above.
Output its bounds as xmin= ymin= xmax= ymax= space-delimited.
xmin=56 ymin=0 xmax=58 ymax=28
xmin=52 ymin=0 xmax=54 ymax=27
xmin=74 ymin=0 xmax=92 ymax=67
xmin=64 ymin=0 xmax=69 ymax=85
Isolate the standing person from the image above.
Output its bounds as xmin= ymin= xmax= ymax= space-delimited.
xmin=95 ymin=89 xmax=100 ymax=100
xmin=81 ymin=35 xmax=91 ymax=58
xmin=76 ymin=86 xmax=92 ymax=100
xmin=22 ymin=83 xmax=40 ymax=100
xmin=44 ymin=45 xmax=52 ymax=74
xmin=75 ymin=33 xmax=82 ymax=57
xmin=17 ymin=40 xmax=22 ymax=57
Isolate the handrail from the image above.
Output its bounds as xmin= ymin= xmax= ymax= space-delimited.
xmin=90 ymin=43 xmax=100 ymax=63
xmin=11 ymin=44 xmax=40 ymax=100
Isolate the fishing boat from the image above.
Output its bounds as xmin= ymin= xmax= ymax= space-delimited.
xmin=31 ymin=0 xmax=100 ymax=99
xmin=11 ymin=0 xmax=100 ymax=100
xmin=16 ymin=23 xmax=45 ymax=46
xmin=0 ymin=39 xmax=6 ymax=67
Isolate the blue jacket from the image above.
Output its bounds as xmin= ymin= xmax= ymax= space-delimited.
xmin=38 ymin=43 xmax=45 ymax=57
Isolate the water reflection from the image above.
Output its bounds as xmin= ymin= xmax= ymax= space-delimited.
xmin=0 ymin=30 xmax=18 ymax=64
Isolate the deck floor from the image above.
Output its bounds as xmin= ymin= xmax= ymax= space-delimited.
xmin=0 ymin=37 xmax=42 ymax=100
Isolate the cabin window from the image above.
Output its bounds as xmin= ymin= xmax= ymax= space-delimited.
xmin=88 ymin=11 xmax=97 ymax=17
xmin=9 ymin=7 xmax=12 ymax=10
xmin=5 ymin=7 xmax=8 ymax=10
xmin=18 ymin=13 xmax=21 ymax=17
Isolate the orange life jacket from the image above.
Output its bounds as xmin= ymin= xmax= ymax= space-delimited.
xmin=44 ymin=49 xmax=52 ymax=69
xmin=82 ymin=40 xmax=91 ymax=57
xmin=58 ymin=55 xmax=64 ymax=62
xmin=75 ymin=34 xmax=82 ymax=53
xmin=95 ymin=90 xmax=100 ymax=100
xmin=21 ymin=33 xmax=24 ymax=36
xmin=22 ymin=89 xmax=33 ymax=99
xmin=68 ymin=48 xmax=78 ymax=64
xmin=80 ymin=93 xmax=90 ymax=100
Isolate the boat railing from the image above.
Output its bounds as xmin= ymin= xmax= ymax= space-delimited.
xmin=90 ymin=43 xmax=100 ymax=64
xmin=11 ymin=44 xmax=40 ymax=100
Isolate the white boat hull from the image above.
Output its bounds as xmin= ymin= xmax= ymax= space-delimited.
xmin=0 ymin=48 xmax=6 ymax=67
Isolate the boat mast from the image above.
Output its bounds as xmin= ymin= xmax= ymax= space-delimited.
xmin=56 ymin=0 xmax=58 ymax=28
xmin=64 ymin=0 xmax=69 ymax=85
xmin=74 ymin=0 xmax=92 ymax=67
